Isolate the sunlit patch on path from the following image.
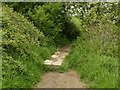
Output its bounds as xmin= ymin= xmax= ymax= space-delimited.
xmin=44 ymin=45 xmax=70 ymax=66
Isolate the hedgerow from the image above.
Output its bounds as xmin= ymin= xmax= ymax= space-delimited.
xmin=2 ymin=5 xmax=52 ymax=88
xmin=4 ymin=2 xmax=82 ymax=45
xmin=63 ymin=2 xmax=118 ymax=88
xmin=2 ymin=2 xmax=119 ymax=88
xmin=27 ymin=3 xmax=70 ymax=46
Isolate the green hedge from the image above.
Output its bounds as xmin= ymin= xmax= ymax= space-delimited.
xmin=2 ymin=5 xmax=51 ymax=88
xmin=63 ymin=3 xmax=118 ymax=87
xmin=28 ymin=3 xmax=68 ymax=45
xmin=66 ymin=34 xmax=118 ymax=88
xmin=64 ymin=17 xmax=118 ymax=87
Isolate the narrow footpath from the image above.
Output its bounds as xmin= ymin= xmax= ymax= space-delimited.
xmin=35 ymin=45 xmax=86 ymax=88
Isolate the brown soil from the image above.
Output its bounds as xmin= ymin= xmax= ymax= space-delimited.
xmin=35 ymin=71 xmax=86 ymax=88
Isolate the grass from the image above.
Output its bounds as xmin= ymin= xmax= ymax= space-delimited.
xmin=76 ymin=54 xmax=118 ymax=88
xmin=2 ymin=5 xmax=57 ymax=87
xmin=61 ymin=34 xmax=118 ymax=88
xmin=2 ymin=5 xmax=118 ymax=88
xmin=2 ymin=45 xmax=57 ymax=88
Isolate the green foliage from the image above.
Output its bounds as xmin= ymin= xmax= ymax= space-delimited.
xmin=0 ymin=5 xmax=2 ymax=89
xmin=83 ymin=3 xmax=119 ymax=26
xmin=2 ymin=5 xmax=52 ymax=88
xmin=65 ymin=34 xmax=118 ymax=88
xmin=86 ymin=14 xmax=118 ymax=57
xmin=71 ymin=17 xmax=85 ymax=32
xmin=62 ymin=16 xmax=85 ymax=40
xmin=2 ymin=2 xmax=119 ymax=88
xmin=5 ymin=2 xmax=86 ymax=45
xmin=27 ymin=3 xmax=68 ymax=45
xmin=4 ymin=2 xmax=44 ymax=17
xmin=62 ymin=2 xmax=118 ymax=88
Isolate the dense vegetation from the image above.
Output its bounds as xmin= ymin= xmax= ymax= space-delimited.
xmin=2 ymin=4 xmax=67 ymax=87
xmin=63 ymin=2 xmax=119 ymax=88
xmin=0 ymin=5 xmax=2 ymax=88
xmin=2 ymin=5 xmax=52 ymax=88
xmin=2 ymin=3 xmax=79 ymax=88
xmin=2 ymin=2 xmax=119 ymax=88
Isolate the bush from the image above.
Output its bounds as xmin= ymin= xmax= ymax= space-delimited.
xmin=27 ymin=3 xmax=67 ymax=45
xmin=62 ymin=16 xmax=85 ymax=40
xmin=64 ymin=15 xmax=118 ymax=87
xmin=4 ymin=2 xmax=44 ymax=17
xmin=62 ymin=3 xmax=118 ymax=87
xmin=5 ymin=3 xmax=85 ymax=45
xmin=2 ymin=5 xmax=51 ymax=88
xmin=65 ymin=35 xmax=118 ymax=88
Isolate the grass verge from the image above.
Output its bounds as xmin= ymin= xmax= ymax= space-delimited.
xmin=61 ymin=35 xmax=118 ymax=88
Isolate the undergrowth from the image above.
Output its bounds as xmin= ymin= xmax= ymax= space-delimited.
xmin=59 ymin=9 xmax=118 ymax=87
xmin=2 ymin=5 xmax=56 ymax=88
xmin=2 ymin=2 xmax=119 ymax=88
xmin=63 ymin=30 xmax=118 ymax=88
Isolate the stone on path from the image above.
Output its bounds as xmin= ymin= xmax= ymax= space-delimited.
xmin=44 ymin=45 xmax=70 ymax=66
xmin=51 ymin=54 xmax=59 ymax=58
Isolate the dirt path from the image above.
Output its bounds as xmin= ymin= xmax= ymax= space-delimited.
xmin=35 ymin=71 xmax=85 ymax=88
xmin=44 ymin=45 xmax=70 ymax=66
xmin=35 ymin=45 xmax=86 ymax=88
